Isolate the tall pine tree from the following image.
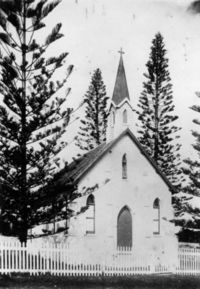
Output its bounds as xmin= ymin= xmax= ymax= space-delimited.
xmin=136 ymin=32 xmax=182 ymax=187
xmin=76 ymin=68 xmax=108 ymax=151
xmin=180 ymin=92 xmax=200 ymax=228
xmin=0 ymin=0 xmax=74 ymax=242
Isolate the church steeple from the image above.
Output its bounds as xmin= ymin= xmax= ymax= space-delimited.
xmin=106 ymin=50 xmax=134 ymax=142
xmin=112 ymin=49 xmax=130 ymax=106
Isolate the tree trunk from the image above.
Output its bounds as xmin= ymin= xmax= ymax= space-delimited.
xmin=154 ymin=78 xmax=159 ymax=163
xmin=19 ymin=0 xmax=28 ymax=244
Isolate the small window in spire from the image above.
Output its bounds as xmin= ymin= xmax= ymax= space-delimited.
xmin=123 ymin=109 xmax=127 ymax=124
xmin=122 ymin=154 xmax=127 ymax=179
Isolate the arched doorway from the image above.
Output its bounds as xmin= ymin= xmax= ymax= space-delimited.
xmin=117 ymin=206 xmax=132 ymax=247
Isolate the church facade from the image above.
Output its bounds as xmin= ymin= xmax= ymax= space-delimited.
xmin=64 ymin=53 xmax=178 ymax=269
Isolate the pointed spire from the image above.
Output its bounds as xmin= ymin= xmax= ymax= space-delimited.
xmin=112 ymin=49 xmax=130 ymax=106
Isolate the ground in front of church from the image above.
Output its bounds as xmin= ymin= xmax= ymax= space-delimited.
xmin=1 ymin=274 xmax=200 ymax=289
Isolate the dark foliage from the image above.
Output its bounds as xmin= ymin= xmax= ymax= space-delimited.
xmin=76 ymin=68 xmax=108 ymax=151
xmin=180 ymin=92 xmax=200 ymax=228
xmin=183 ymin=96 xmax=200 ymax=195
xmin=177 ymin=229 xmax=200 ymax=243
xmin=0 ymin=0 xmax=75 ymax=242
xmin=136 ymin=32 xmax=182 ymax=188
xmin=188 ymin=1 xmax=200 ymax=14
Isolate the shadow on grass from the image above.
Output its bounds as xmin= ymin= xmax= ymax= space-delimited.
xmin=1 ymin=274 xmax=200 ymax=289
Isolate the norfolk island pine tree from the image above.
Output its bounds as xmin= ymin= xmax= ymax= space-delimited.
xmin=136 ymin=32 xmax=182 ymax=189
xmin=0 ymin=0 xmax=76 ymax=242
xmin=76 ymin=68 xmax=108 ymax=152
xmin=178 ymin=92 xmax=200 ymax=230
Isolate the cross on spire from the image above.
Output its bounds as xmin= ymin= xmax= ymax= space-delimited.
xmin=118 ymin=48 xmax=125 ymax=56
xmin=111 ymin=47 xmax=130 ymax=106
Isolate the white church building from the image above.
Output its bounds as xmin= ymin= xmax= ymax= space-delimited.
xmin=58 ymin=53 xmax=178 ymax=269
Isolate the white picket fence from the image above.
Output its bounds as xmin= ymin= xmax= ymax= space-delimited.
xmin=0 ymin=239 xmax=200 ymax=276
xmin=177 ymin=247 xmax=200 ymax=275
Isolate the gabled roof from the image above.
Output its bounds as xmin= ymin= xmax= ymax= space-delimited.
xmin=112 ymin=55 xmax=130 ymax=106
xmin=109 ymin=98 xmax=134 ymax=111
xmin=60 ymin=129 xmax=176 ymax=193
xmin=58 ymin=143 xmax=109 ymax=185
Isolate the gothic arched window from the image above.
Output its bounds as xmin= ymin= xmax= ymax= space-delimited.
xmin=153 ymin=198 xmax=160 ymax=235
xmin=117 ymin=206 xmax=132 ymax=248
xmin=86 ymin=194 xmax=95 ymax=234
xmin=122 ymin=154 xmax=127 ymax=179
xmin=123 ymin=109 xmax=127 ymax=124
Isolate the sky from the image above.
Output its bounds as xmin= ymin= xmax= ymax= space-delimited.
xmin=43 ymin=0 xmax=200 ymax=162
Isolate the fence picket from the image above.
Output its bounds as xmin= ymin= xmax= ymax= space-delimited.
xmin=1 ymin=239 xmax=200 ymax=276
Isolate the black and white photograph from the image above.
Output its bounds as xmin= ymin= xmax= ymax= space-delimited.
xmin=0 ymin=0 xmax=200 ymax=288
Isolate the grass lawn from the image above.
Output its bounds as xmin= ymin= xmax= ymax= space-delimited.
xmin=1 ymin=274 xmax=200 ymax=289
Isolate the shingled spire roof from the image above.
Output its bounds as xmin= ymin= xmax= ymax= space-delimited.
xmin=112 ymin=51 xmax=130 ymax=106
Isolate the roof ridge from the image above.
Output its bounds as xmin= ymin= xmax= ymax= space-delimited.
xmin=57 ymin=129 xmax=175 ymax=194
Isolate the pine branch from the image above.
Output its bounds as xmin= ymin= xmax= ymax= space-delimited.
xmin=136 ymin=32 xmax=182 ymax=188
xmin=0 ymin=0 xmax=76 ymax=242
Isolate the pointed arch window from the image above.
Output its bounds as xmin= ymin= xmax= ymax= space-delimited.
xmin=123 ymin=109 xmax=127 ymax=124
xmin=122 ymin=154 xmax=127 ymax=179
xmin=86 ymin=194 xmax=95 ymax=234
xmin=117 ymin=206 xmax=132 ymax=248
xmin=153 ymin=198 xmax=160 ymax=235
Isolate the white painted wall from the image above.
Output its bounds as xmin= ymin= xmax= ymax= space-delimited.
xmin=106 ymin=101 xmax=135 ymax=142
xmin=67 ymin=133 xmax=178 ymax=268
